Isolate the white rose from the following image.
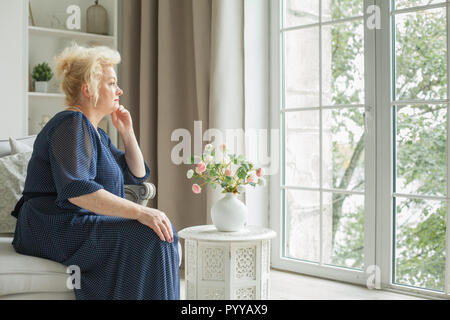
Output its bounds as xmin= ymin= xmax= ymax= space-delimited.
xmin=187 ymin=169 xmax=194 ymax=179
xmin=204 ymin=144 xmax=213 ymax=153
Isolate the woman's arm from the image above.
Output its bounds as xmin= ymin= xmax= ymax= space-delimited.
xmin=68 ymin=189 xmax=173 ymax=242
xmin=120 ymin=129 xmax=146 ymax=178
xmin=111 ymin=105 xmax=146 ymax=178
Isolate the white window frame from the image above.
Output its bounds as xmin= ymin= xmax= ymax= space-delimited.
xmin=269 ymin=0 xmax=376 ymax=286
xmin=377 ymin=0 xmax=450 ymax=299
xmin=270 ymin=0 xmax=450 ymax=299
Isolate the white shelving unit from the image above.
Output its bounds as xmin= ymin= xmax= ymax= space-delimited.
xmin=28 ymin=92 xmax=65 ymax=99
xmin=28 ymin=25 xmax=115 ymax=43
xmin=26 ymin=0 xmax=119 ymax=146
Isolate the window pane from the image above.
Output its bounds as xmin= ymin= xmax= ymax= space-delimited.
xmin=323 ymin=107 xmax=365 ymax=191
xmin=323 ymin=192 xmax=364 ymax=270
xmin=284 ymin=27 xmax=320 ymax=108
xmin=285 ymin=189 xmax=320 ymax=262
xmin=322 ymin=20 xmax=364 ymax=106
xmin=283 ymin=0 xmax=319 ymax=28
xmin=394 ymin=8 xmax=447 ymax=101
xmin=285 ymin=111 xmax=320 ymax=188
xmin=394 ymin=0 xmax=446 ymax=10
xmin=322 ymin=0 xmax=363 ymax=21
xmin=395 ymin=105 xmax=447 ymax=197
xmin=395 ymin=197 xmax=446 ymax=292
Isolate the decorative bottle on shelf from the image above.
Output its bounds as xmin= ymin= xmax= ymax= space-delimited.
xmin=86 ymin=0 xmax=108 ymax=35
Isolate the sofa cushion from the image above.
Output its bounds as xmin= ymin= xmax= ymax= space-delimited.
xmin=0 ymin=136 xmax=36 ymax=234
xmin=0 ymin=135 xmax=36 ymax=158
xmin=0 ymin=237 xmax=73 ymax=296
xmin=9 ymin=137 xmax=33 ymax=155
xmin=0 ymin=152 xmax=32 ymax=233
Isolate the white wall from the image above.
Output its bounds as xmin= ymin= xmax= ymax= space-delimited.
xmin=0 ymin=0 xmax=27 ymax=139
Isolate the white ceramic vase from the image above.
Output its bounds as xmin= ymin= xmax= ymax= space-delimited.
xmin=35 ymin=81 xmax=48 ymax=93
xmin=211 ymin=192 xmax=248 ymax=232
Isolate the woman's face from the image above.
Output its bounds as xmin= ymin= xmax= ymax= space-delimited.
xmin=96 ymin=65 xmax=123 ymax=113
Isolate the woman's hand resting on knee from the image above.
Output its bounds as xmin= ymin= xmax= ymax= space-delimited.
xmin=67 ymin=190 xmax=174 ymax=242
xmin=136 ymin=207 xmax=174 ymax=242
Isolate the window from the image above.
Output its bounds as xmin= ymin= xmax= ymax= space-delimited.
xmin=271 ymin=0 xmax=450 ymax=298
xmin=389 ymin=0 xmax=448 ymax=295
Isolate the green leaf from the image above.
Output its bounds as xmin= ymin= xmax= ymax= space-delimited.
xmin=32 ymin=62 xmax=53 ymax=81
xmin=237 ymin=167 xmax=247 ymax=179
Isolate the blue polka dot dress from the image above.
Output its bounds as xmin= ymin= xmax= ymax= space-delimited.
xmin=11 ymin=110 xmax=180 ymax=300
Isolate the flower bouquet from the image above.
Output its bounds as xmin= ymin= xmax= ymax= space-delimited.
xmin=186 ymin=143 xmax=266 ymax=232
xmin=186 ymin=143 xmax=266 ymax=195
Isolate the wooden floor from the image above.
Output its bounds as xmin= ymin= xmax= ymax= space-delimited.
xmin=179 ymin=268 xmax=426 ymax=300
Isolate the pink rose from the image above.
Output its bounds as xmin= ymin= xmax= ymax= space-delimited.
xmin=225 ymin=168 xmax=232 ymax=176
xmin=195 ymin=162 xmax=207 ymax=174
xmin=192 ymin=184 xmax=202 ymax=194
xmin=256 ymin=168 xmax=264 ymax=177
xmin=247 ymin=175 xmax=255 ymax=183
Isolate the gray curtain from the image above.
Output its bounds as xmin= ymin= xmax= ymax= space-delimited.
xmin=118 ymin=0 xmax=246 ymax=232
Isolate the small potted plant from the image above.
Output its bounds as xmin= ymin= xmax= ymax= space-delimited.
xmin=32 ymin=62 xmax=54 ymax=93
xmin=186 ymin=143 xmax=266 ymax=232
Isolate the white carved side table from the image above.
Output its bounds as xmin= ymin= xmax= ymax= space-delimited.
xmin=178 ymin=225 xmax=276 ymax=300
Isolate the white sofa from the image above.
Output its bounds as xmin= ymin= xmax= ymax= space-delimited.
xmin=0 ymin=135 xmax=181 ymax=300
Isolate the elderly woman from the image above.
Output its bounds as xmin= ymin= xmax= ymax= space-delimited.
xmin=11 ymin=44 xmax=179 ymax=300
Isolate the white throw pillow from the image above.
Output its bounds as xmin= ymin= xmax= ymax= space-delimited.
xmin=9 ymin=137 xmax=33 ymax=155
xmin=0 ymin=152 xmax=32 ymax=233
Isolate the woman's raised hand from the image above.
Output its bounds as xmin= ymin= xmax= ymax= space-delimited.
xmin=137 ymin=207 xmax=174 ymax=242
xmin=111 ymin=105 xmax=133 ymax=134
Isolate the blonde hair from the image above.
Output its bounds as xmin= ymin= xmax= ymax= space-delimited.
xmin=54 ymin=42 xmax=121 ymax=108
